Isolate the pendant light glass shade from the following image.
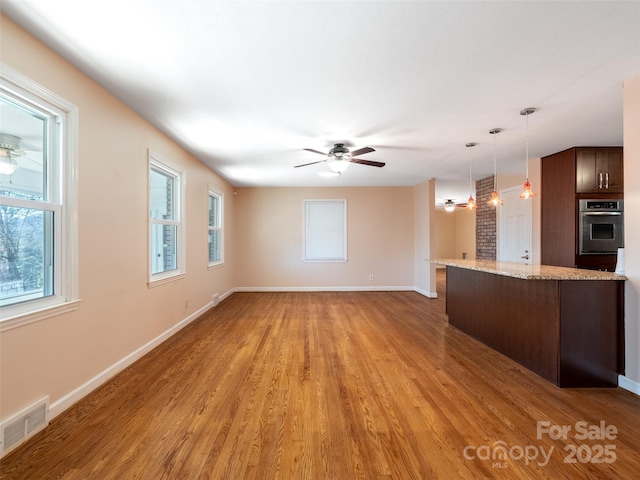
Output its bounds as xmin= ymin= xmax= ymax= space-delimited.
xmin=487 ymin=129 xmax=503 ymax=206
xmin=465 ymin=142 xmax=476 ymax=209
xmin=488 ymin=190 xmax=502 ymax=207
xmin=519 ymin=107 xmax=537 ymax=199
xmin=466 ymin=195 xmax=476 ymax=210
xmin=327 ymin=159 xmax=349 ymax=173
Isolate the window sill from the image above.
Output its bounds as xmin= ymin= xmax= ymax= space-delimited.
xmin=207 ymin=261 xmax=225 ymax=270
xmin=0 ymin=299 xmax=81 ymax=332
xmin=147 ymin=272 xmax=186 ymax=288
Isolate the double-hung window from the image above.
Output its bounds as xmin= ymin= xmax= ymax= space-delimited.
xmin=0 ymin=64 xmax=78 ymax=327
xmin=149 ymin=152 xmax=184 ymax=284
xmin=208 ymin=189 xmax=223 ymax=266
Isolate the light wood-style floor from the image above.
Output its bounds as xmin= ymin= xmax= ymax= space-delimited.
xmin=2 ymin=271 xmax=640 ymax=479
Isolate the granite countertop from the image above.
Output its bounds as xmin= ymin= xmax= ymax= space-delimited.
xmin=432 ymin=259 xmax=626 ymax=281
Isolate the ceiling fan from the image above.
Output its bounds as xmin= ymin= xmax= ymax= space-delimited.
xmin=441 ymin=199 xmax=471 ymax=211
xmin=294 ymin=143 xmax=385 ymax=174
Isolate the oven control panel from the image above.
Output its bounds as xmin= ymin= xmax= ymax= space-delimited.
xmin=581 ymin=200 xmax=623 ymax=211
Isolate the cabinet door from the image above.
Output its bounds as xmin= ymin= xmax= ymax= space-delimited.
xmin=542 ymin=148 xmax=576 ymax=267
xmin=597 ymin=149 xmax=623 ymax=193
xmin=576 ymin=147 xmax=623 ymax=193
xmin=576 ymin=148 xmax=597 ymax=193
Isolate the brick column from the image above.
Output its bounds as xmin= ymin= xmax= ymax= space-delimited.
xmin=476 ymin=176 xmax=496 ymax=260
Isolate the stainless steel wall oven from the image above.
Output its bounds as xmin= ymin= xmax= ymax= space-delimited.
xmin=578 ymin=199 xmax=624 ymax=255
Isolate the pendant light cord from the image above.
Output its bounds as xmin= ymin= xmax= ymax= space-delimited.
xmin=525 ymin=111 xmax=530 ymax=181
xmin=493 ymin=132 xmax=497 ymax=191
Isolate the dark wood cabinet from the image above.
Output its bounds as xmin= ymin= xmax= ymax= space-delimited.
xmin=446 ymin=266 xmax=624 ymax=387
xmin=542 ymin=147 xmax=623 ymax=271
xmin=541 ymin=148 xmax=577 ymax=267
xmin=576 ymin=147 xmax=623 ymax=193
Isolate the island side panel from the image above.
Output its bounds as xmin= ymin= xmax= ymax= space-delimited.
xmin=559 ymin=280 xmax=623 ymax=387
xmin=446 ymin=266 xmax=561 ymax=384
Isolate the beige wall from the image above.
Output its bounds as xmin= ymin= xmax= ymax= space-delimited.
xmin=623 ymin=74 xmax=640 ymax=390
xmin=435 ymin=208 xmax=476 ymax=262
xmin=234 ymin=187 xmax=415 ymax=288
xmin=435 ymin=210 xmax=457 ymax=260
xmin=1 ymin=17 xmax=236 ymax=419
xmin=456 ymin=208 xmax=477 ymax=260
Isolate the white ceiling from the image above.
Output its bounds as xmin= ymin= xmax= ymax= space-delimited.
xmin=2 ymin=1 xmax=639 ymax=204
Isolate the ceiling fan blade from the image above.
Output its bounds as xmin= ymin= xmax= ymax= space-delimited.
xmin=350 ymin=158 xmax=385 ymax=168
xmin=350 ymin=146 xmax=375 ymax=157
xmin=294 ymin=160 xmax=326 ymax=168
xmin=303 ymin=148 xmax=327 ymax=156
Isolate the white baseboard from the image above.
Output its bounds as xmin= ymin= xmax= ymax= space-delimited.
xmin=414 ymin=287 xmax=438 ymax=299
xmin=233 ymin=285 xmax=418 ymax=293
xmin=48 ymin=299 xmax=215 ymax=420
xmin=220 ymin=288 xmax=235 ymax=302
xmin=618 ymin=375 xmax=640 ymax=396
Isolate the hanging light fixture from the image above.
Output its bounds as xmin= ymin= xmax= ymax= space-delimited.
xmin=465 ymin=142 xmax=477 ymax=209
xmin=444 ymin=199 xmax=456 ymax=212
xmin=487 ymin=128 xmax=503 ymax=206
xmin=519 ymin=107 xmax=537 ymax=199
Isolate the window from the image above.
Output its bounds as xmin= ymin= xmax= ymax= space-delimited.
xmin=303 ymin=199 xmax=347 ymax=262
xmin=0 ymin=64 xmax=78 ymax=328
xmin=149 ymin=152 xmax=184 ymax=284
xmin=208 ymin=189 xmax=223 ymax=266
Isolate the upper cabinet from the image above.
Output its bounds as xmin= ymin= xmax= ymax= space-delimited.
xmin=576 ymin=147 xmax=624 ymax=193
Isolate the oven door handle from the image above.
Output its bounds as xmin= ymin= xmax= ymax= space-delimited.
xmin=582 ymin=212 xmax=622 ymax=216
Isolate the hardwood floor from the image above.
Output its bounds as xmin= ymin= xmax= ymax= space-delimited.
xmin=2 ymin=271 xmax=640 ymax=479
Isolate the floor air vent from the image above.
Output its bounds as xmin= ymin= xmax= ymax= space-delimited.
xmin=1 ymin=397 xmax=49 ymax=457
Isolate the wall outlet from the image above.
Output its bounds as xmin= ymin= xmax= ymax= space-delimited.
xmin=369 ymin=274 xmax=374 ymax=281
xmin=184 ymin=300 xmax=189 ymax=309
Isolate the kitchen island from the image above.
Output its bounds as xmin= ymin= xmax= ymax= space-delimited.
xmin=434 ymin=259 xmax=625 ymax=388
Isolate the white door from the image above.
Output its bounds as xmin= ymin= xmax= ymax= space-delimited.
xmin=499 ymin=186 xmax=532 ymax=264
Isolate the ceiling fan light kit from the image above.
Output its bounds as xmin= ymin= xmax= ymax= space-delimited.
xmin=327 ymin=159 xmax=350 ymax=174
xmin=444 ymin=199 xmax=456 ymax=212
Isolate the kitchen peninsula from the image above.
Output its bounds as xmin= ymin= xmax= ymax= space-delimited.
xmin=435 ymin=259 xmax=625 ymax=388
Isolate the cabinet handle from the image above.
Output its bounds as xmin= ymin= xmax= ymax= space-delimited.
xmin=605 ymin=172 xmax=609 ymax=189
xmin=598 ymin=172 xmax=603 ymax=189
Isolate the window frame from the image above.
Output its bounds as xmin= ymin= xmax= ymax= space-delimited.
xmin=0 ymin=63 xmax=79 ymax=331
xmin=207 ymin=187 xmax=224 ymax=267
xmin=303 ymin=199 xmax=348 ymax=262
xmin=148 ymin=150 xmax=185 ymax=286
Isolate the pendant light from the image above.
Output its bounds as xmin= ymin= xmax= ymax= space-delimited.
xmin=519 ymin=107 xmax=537 ymax=199
xmin=465 ymin=142 xmax=476 ymax=209
xmin=487 ymin=128 xmax=503 ymax=206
